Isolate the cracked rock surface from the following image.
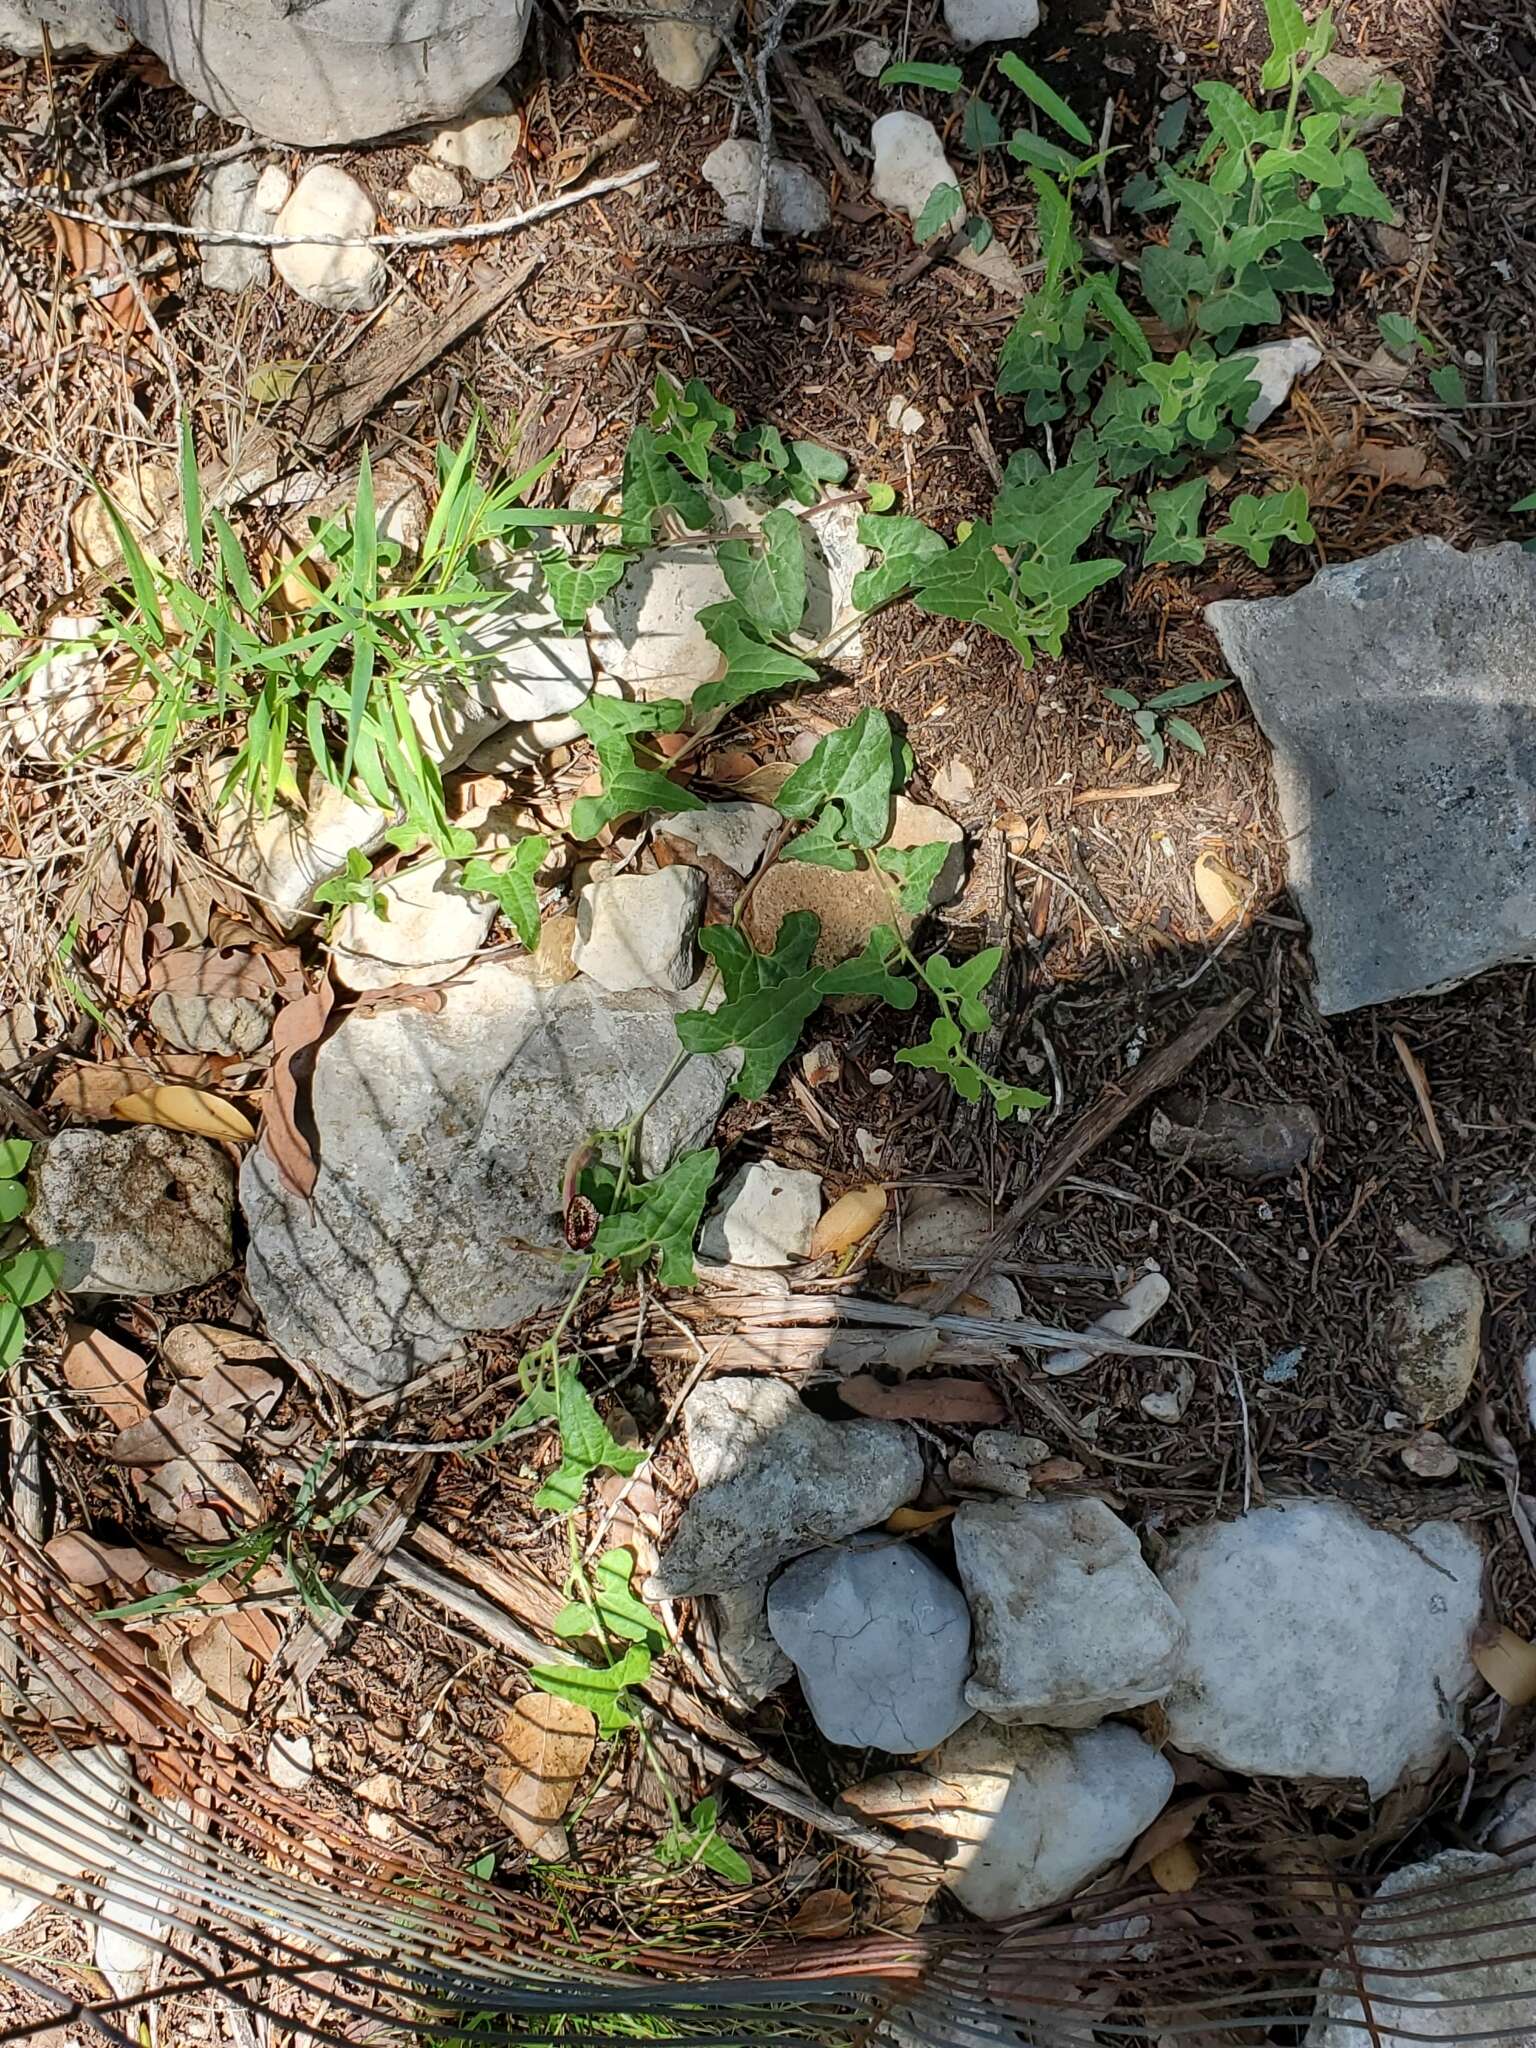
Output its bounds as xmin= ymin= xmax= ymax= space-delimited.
xmin=766 ymin=1536 xmax=973 ymax=1753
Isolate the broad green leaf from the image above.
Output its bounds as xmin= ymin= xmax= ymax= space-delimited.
xmin=966 ymin=216 xmax=995 ymax=254
xmin=1260 ymin=0 xmax=1310 ymax=89
xmin=529 ymin=1645 xmax=652 ymax=1738
xmin=571 ymin=695 xmax=702 ymax=839
xmin=554 ymin=1549 xmax=665 ymax=1652
xmin=701 ymin=913 xmax=820 ymax=1004
xmin=850 ymin=513 xmax=948 ymax=610
xmin=1006 ymin=129 xmax=1083 ymax=176
xmin=716 ymin=507 xmax=808 ymax=639
xmin=1086 ymin=274 xmax=1153 ymax=367
xmin=788 ymin=440 xmax=848 ymax=487
xmin=1146 ymin=675 xmax=1229 ymax=710
xmin=774 ymin=707 xmax=903 ymax=847
xmin=0 ymin=1140 xmax=31 ymax=1178
xmin=657 ymin=1798 xmax=752 ymax=1884
xmin=619 ymin=424 xmax=711 ymax=545
xmin=1104 ymin=687 xmax=1141 ymax=710
xmin=538 ymin=547 xmax=629 ymax=633
xmin=924 ymin=946 xmax=1002 ymax=1030
xmin=693 ymin=601 xmax=816 ymax=719
xmin=880 ymin=59 xmax=963 ymax=90
xmin=461 ymin=835 xmax=548 ymax=952
xmin=777 ymin=807 xmax=859 ymax=870
xmin=876 ymin=840 xmax=952 ymax=914
xmin=991 ymin=460 xmax=1118 ymax=560
xmin=0 ymin=1246 xmax=62 ymax=1309
xmin=962 ymin=98 xmax=1004 ymax=152
xmin=0 ymin=1301 xmax=25 ymax=1371
xmin=816 ymin=927 xmax=919 ymax=1010
xmin=591 ymin=1147 xmax=718 ymax=1288
xmin=1378 ymin=312 xmax=1423 ymax=359
xmin=1511 ymin=492 xmax=1536 ymax=515
xmin=534 ymin=1371 xmax=646 ymax=1514
xmin=1144 ymin=477 xmax=1208 ymax=566
xmin=997 ymin=51 xmax=1093 ymax=146
xmin=1429 ymin=364 xmax=1467 ymax=408
xmin=1163 ymin=715 xmax=1207 ymax=754
xmin=915 ymin=181 xmax=964 ymax=245
xmin=676 ymin=967 xmax=825 ymax=1099
xmin=0 ymin=1183 xmax=27 ymax=1224
xmin=1210 ymin=485 xmax=1315 ymax=566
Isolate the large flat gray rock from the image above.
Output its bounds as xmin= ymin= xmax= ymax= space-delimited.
xmin=1207 ymin=539 xmax=1536 ymax=1013
xmin=241 ymin=962 xmax=735 ymax=1394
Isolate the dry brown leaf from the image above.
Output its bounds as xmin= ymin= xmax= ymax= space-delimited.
xmin=51 ymin=1054 xmax=217 ymax=1117
xmin=259 ymin=980 xmax=335 ymax=1201
xmin=1151 ymin=1840 xmax=1202 ymax=1893
xmin=345 ymin=983 xmax=448 ymax=1017
xmin=786 ymin=1887 xmax=856 ymax=1939
xmin=111 ymin=1084 xmax=256 ymax=1141
xmin=44 ymin=1529 xmax=151 ymax=1588
xmin=144 ymin=946 xmax=279 ymax=1001
xmin=92 ymin=898 xmax=152 ymax=1002
xmin=731 ymin=762 xmax=796 ymax=804
xmin=1193 ymin=851 xmax=1249 ymax=932
xmin=163 ymin=1322 xmax=282 ymax=1380
xmin=809 ymin=1185 xmax=887 ymax=1259
xmin=60 ymin=1322 xmax=150 ymax=1429
xmin=109 ymin=1345 xmax=281 ymax=1468
xmin=186 ymin=1616 xmax=254 ymax=1714
xmin=484 ymin=1694 xmax=596 ymax=1859
xmin=1351 ymin=442 xmax=1446 ymax=491
xmin=138 ymin=1456 xmax=265 ymax=1542
xmin=885 ymin=1503 xmax=956 ymax=1534
xmin=1029 ymin=1457 xmax=1086 ymax=1485
xmin=1124 ymin=1794 xmax=1213 ymax=1880
xmin=841 ymin=1375 xmax=1007 ymax=1426
xmin=703 ymin=747 xmax=760 ymax=784
xmin=1474 ymin=1624 xmax=1536 ymax=1706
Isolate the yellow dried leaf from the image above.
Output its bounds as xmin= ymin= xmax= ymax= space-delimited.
xmin=1474 ymin=1626 xmax=1536 ymax=1707
xmin=885 ymin=1504 xmax=956 ymax=1534
xmin=1193 ymin=850 xmax=1248 ymax=931
xmin=809 ymin=1185 xmax=887 ymax=1260
xmin=110 ymin=1085 xmax=255 ymax=1141
xmin=1150 ymin=1840 xmax=1201 ymax=1893
xmin=484 ymin=1694 xmax=596 ymax=1860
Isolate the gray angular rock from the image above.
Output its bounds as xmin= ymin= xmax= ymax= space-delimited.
xmin=698 ymin=1161 xmax=822 ymax=1268
xmin=406 ymin=161 xmax=463 ymax=210
xmin=28 ymin=1128 xmax=235 ymax=1297
xmin=1307 ymin=1851 xmax=1536 ymax=2048
xmin=1237 ymin=335 xmax=1323 ymax=427
xmin=1207 ymin=540 xmax=1536 ymax=1013
xmin=242 ymin=962 xmax=736 ymax=1392
xmin=699 ymin=1582 xmax=793 ymax=1707
xmin=643 ymin=0 xmax=736 ymax=89
xmin=148 ymin=989 xmax=275 ymax=1057
xmin=113 ymin=0 xmax=533 ymax=147
xmin=953 ymin=1499 xmax=1186 ymax=1727
xmin=701 ymin=139 xmax=829 ymax=236
xmin=767 ymin=1538 xmax=973 ymax=1754
xmin=645 ymin=1377 xmax=922 ymax=1598
xmin=1149 ymin=1093 xmax=1321 ymax=1182
xmin=842 ymin=1719 xmax=1174 ymax=1922
xmin=1158 ymin=1500 xmax=1484 ymax=1797
xmin=0 ymin=0 xmax=128 ymax=52
xmin=1387 ymin=1263 xmax=1485 ymax=1423
xmin=572 ymin=867 xmax=705 ymax=994
xmin=330 ymin=855 xmax=494 ymax=992
xmin=656 ymin=801 xmax=777 ymax=877
xmin=190 ymin=160 xmax=279 ymax=295
xmin=208 ymin=761 xmax=399 ymax=935
xmin=423 ymin=549 xmax=594 ymax=766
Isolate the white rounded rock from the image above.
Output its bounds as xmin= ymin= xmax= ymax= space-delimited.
xmin=429 ymin=86 xmax=518 ymax=182
xmin=1237 ymin=335 xmax=1324 ymax=427
xmin=273 ymin=167 xmax=386 ymax=313
xmin=870 ymin=111 xmax=1027 ymax=295
xmin=1158 ymin=1500 xmax=1484 ymax=1797
xmin=699 ymin=1160 xmax=822 ymax=1268
xmin=1387 ymin=1262 xmax=1485 ymax=1423
xmin=572 ymin=867 xmax=706 ymax=994
xmin=944 ymin=0 xmax=1041 ymax=45
xmin=701 ymin=138 xmax=829 ymax=236
xmin=331 ymin=857 xmax=495 ymax=993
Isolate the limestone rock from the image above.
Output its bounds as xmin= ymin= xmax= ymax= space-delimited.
xmin=645 ymin=1376 xmax=922 ymax=1598
xmin=191 ymin=159 xmax=280 ymax=294
xmin=0 ymin=1745 xmax=134 ymax=1936
xmin=149 ymin=990 xmax=275 ymax=1057
xmin=656 ymin=801 xmax=777 ymax=876
xmin=208 ymin=762 xmax=398 ymax=935
xmin=699 ymin=1582 xmax=793 ymax=1706
xmin=112 ymin=0 xmax=534 ymax=148
xmin=241 ymin=963 xmax=736 ymax=1392
xmin=8 ymin=614 xmax=142 ymax=765
xmin=406 ymin=161 xmax=463 ymax=209
xmin=429 ymin=85 xmax=518 ymax=182
xmin=699 ymin=1161 xmax=822 ymax=1268
xmin=331 ymin=856 xmax=494 ymax=993
xmin=944 ymin=0 xmax=1041 ymax=44
xmin=266 ymin=1731 xmax=314 ymax=1791
xmin=1158 ymin=1500 xmax=1484 ymax=1796
xmin=1149 ymin=1093 xmax=1321 ymax=1181
xmin=643 ymin=0 xmax=737 ymax=89
xmin=1206 ymin=541 xmax=1536 ymax=1013
xmin=255 ymin=164 xmax=290 ymax=213
xmin=701 ymin=139 xmax=830 ymax=236
xmin=29 ymin=1128 xmax=234 ymax=1297
xmin=948 ymin=1429 xmax=1051 ymax=1500
xmin=425 ymin=550 xmax=594 ymax=767
xmin=841 ymin=1719 xmax=1174 ymax=1922
xmin=272 ymin=167 xmax=386 ymax=313
xmin=767 ymin=1538 xmax=973 ymax=1754
xmin=572 ymin=867 xmax=705 ymax=994
xmin=1237 ymin=336 xmax=1323 ymax=427
xmin=1481 ymin=1173 xmax=1536 ymax=1260
xmin=870 ymin=112 xmax=1027 ymax=295
xmin=1307 ymin=1851 xmax=1536 ymax=2047
xmin=743 ymin=796 xmax=965 ymax=968
xmin=954 ymin=1499 xmax=1186 ymax=1727
xmin=885 ymin=1187 xmax=991 ymax=1270
xmin=1387 ymin=1263 xmax=1484 ymax=1423
xmin=1042 ymin=1265 xmax=1169 ymax=1378
xmin=0 ymin=0 xmax=127 ymax=52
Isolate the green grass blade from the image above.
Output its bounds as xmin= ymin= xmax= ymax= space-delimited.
xmin=999 ymin=51 xmax=1094 ymax=147
xmin=178 ymin=412 xmax=204 ymax=575
xmin=97 ymin=491 xmax=165 ymax=643
xmin=342 ymin=626 xmax=377 ymax=786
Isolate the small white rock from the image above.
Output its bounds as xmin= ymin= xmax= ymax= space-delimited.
xmin=1045 ymin=1265 xmax=1171 ymax=1377
xmin=854 ymin=38 xmax=892 ymax=75
xmin=267 ymin=1730 xmax=314 ymax=1791
xmin=254 ymin=162 xmax=291 ymax=214
xmin=8 ymin=612 xmax=137 ymax=764
xmin=644 ymin=3 xmax=737 ymax=89
xmin=209 ymin=758 xmax=398 ymax=934
xmin=1141 ymin=1362 xmax=1196 ymax=1423
xmin=887 ymin=395 xmax=926 ymax=435
xmin=944 ymin=0 xmax=1041 ymax=45
xmin=701 ymin=138 xmax=830 ymax=236
xmin=406 ymin=160 xmax=464 ymax=210
xmin=1238 ymin=336 xmax=1324 ymax=428
xmin=191 ymin=159 xmax=276 ymax=293
xmin=573 ymin=866 xmax=706 ymax=994
xmin=701 ymin=1582 xmax=793 ymax=1706
xmin=331 ymin=857 xmax=495 ymax=993
xmin=1386 ymin=1263 xmax=1485 ymax=1423
xmin=149 ymin=989 xmax=275 ymax=1057
xmin=429 ymin=86 xmax=519 ymax=183
xmin=870 ymin=111 xmax=1027 ymax=295
xmin=273 ymin=165 xmax=386 ymax=314
xmin=656 ymin=801 xmax=778 ymax=876
xmin=699 ymin=1160 xmax=823 ymax=1268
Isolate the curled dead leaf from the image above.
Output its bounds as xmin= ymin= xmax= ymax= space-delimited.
xmin=1474 ymin=1624 xmax=1536 ymax=1707
xmin=1193 ymin=851 xmax=1249 ymax=932
xmin=1351 ymin=442 xmax=1446 ymax=491
xmin=484 ymin=1693 xmax=596 ymax=1860
xmin=786 ymin=1887 xmax=856 ymax=1939
xmin=111 ymin=1084 xmax=255 ymax=1141
xmin=60 ymin=1322 xmax=151 ymax=1430
xmin=1124 ymin=1793 xmax=1213 ymax=1880
xmin=51 ymin=1054 xmax=217 ymax=1118
xmin=885 ymin=1503 xmax=956 ymax=1535
xmin=1150 ymin=1840 xmax=1202 ymax=1894
xmin=809 ymin=1185 xmax=887 ymax=1260
xmin=138 ymin=1457 xmax=265 ymax=1543
xmin=259 ymin=980 xmax=334 ymax=1200
xmin=841 ymin=1375 xmax=1007 ymax=1426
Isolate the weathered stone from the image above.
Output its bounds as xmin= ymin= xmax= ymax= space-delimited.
xmin=254 ymin=164 xmax=290 ymax=214
xmin=149 ymin=990 xmax=275 ymax=1057
xmin=948 ymin=1429 xmax=1051 ymax=1499
xmin=0 ymin=0 xmax=127 ymax=52
xmin=424 ymin=551 xmax=594 ymax=766
xmin=208 ymin=761 xmax=398 ymax=935
xmin=884 ymin=1187 xmax=991 ymax=1270
xmin=645 ymin=1376 xmax=922 ymax=1598
xmin=331 ymin=856 xmax=494 ymax=992
xmin=1480 ymin=1172 xmax=1536 ymax=1261
xmin=1149 ymin=1093 xmax=1321 ymax=1181
xmin=266 ymin=1731 xmax=314 ymax=1791
xmin=870 ymin=112 xmax=1027 ymax=295
xmin=953 ymin=1498 xmax=1186 ymax=1727
xmin=406 ymin=160 xmax=463 ymax=209
xmin=1387 ymin=1263 xmax=1484 ymax=1423
xmin=656 ymin=801 xmax=778 ymax=877
xmin=699 ymin=1582 xmax=793 ymax=1707
xmin=841 ymin=1719 xmax=1174 ymax=1922
xmin=0 ymin=1746 xmax=134 ymax=1936
xmin=9 ymin=614 xmax=142 ymax=765
xmin=1237 ymin=335 xmax=1323 ymax=427
xmin=1307 ymin=1851 xmax=1536 ymax=2048
xmin=1158 ymin=1500 xmax=1484 ymax=1796
xmin=429 ymin=85 xmax=518 ymax=182
xmin=767 ymin=1538 xmax=973 ymax=1754
xmin=1206 ymin=541 xmax=1536 ymax=1013
xmin=112 ymin=0 xmax=534 ymax=148
xmin=643 ymin=0 xmax=737 ymax=89
xmin=1042 ymin=1265 xmax=1170 ymax=1378
xmin=190 ymin=159 xmax=277 ymax=294
xmin=29 ymin=1129 xmax=235 ymax=1297
xmin=944 ymin=0 xmax=1040 ymax=44
xmin=743 ymin=796 xmax=965 ymax=968
xmin=701 ymin=139 xmax=829 ymax=236
xmin=698 ymin=1161 xmax=822 ymax=1268
xmin=272 ymin=166 xmax=386 ymax=312
xmin=571 ymin=867 xmax=705 ymax=995
xmin=241 ymin=963 xmax=736 ymax=1392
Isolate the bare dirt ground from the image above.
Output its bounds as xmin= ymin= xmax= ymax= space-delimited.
xmin=2 ymin=0 xmax=1535 ymax=2036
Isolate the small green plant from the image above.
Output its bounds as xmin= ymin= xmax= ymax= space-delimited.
xmin=0 ymin=1142 xmax=62 ymax=1372
xmin=312 ymin=846 xmax=390 ymax=920
xmin=1103 ymin=676 xmax=1230 ymax=767
xmin=1377 ymin=312 xmax=1467 ymax=407
xmin=1512 ymin=490 xmax=1536 ymax=553
xmin=654 ymin=1797 xmax=752 ymax=1885
xmin=1209 ymin=484 xmax=1316 ymax=565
